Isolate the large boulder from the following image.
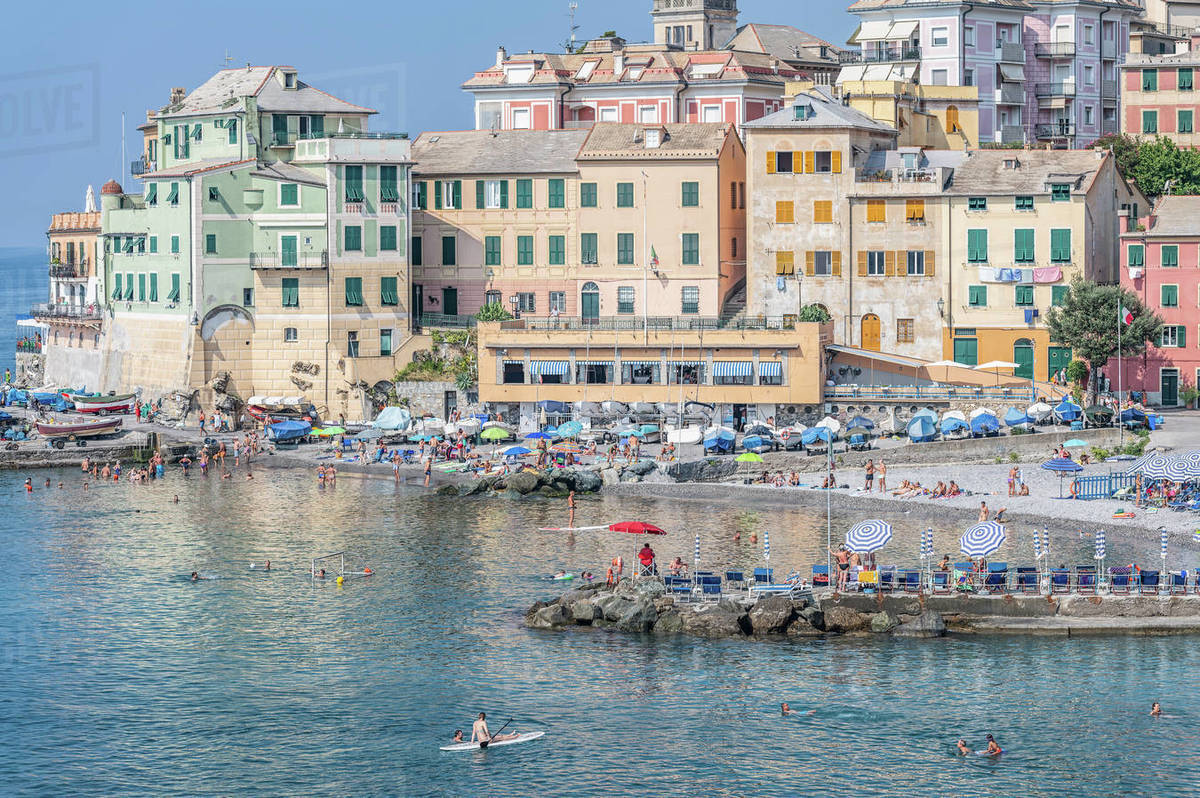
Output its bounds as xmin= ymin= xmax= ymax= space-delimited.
xmin=785 ymin=615 xmax=824 ymax=637
xmin=505 ymin=470 xmax=541 ymax=495
xmin=654 ymin=608 xmax=684 ymax=634
xmin=626 ymin=459 xmax=657 ymax=476
xmin=634 ymin=580 xmax=666 ymax=599
xmin=527 ymin=603 xmax=569 ymax=629
xmin=824 ymin=605 xmax=871 ymax=633
xmin=572 ymin=469 xmax=603 ymax=493
xmin=870 ymin=611 xmax=900 ymax=633
xmin=614 ymin=578 xmax=639 ymax=600
xmin=617 ymin=599 xmax=658 ymax=632
xmin=595 ymin=593 xmax=636 ymax=621
xmin=799 ymin=606 xmax=826 ymax=631
xmin=435 ymin=484 xmax=459 ymax=496
xmin=893 ymin=610 xmax=947 ymax=638
xmin=464 ymin=478 xmax=493 ymax=496
xmin=570 ymin=600 xmax=600 ymax=624
xmin=748 ymin=595 xmax=797 ymax=635
xmin=681 ymin=605 xmax=750 ymax=638
xmin=601 ymin=468 xmax=621 ymax=487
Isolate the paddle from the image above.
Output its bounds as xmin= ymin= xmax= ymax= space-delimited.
xmin=478 ymin=717 xmax=512 ymax=749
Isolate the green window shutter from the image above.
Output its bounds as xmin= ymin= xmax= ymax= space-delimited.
xmin=205 ymin=234 xmax=216 ymax=255
xmin=1162 ymin=245 xmax=1179 ymax=267
xmin=112 ymin=273 xmax=122 ymax=299
xmin=434 ymin=181 xmax=442 ymax=210
xmin=168 ymin=273 xmax=180 ymax=302
xmin=411 ymin=237 xmax=423 ymax=266
xmin=380 ymin=165 xmax=398 ymax=201
xmin=485 ymin=235 xmax=501 ymax=266
xmin=125 ymin=272 xmax=134 ymax=301
xmin=227 ymin=119 xmax=237 ymax=144
xmin=442 ymin=235 xmax=456 ymax=265
xmin=380 ymin=328 xmax=392 ymax=356
xmin=967 ymin=229 xmax=988 ymax=262
xmin=166 ymin=183 xmax=179 ymax=204
xmin=617 ymin=233 xmax=634 ymax=265
xmin=1162 ymin=284 xmax=1179 ymax=307
xmin=453 ymin=180 xmax=462 ymax=210
xmin=345 ymin=277 xmax=363 ymax=306
xmin=149 ymin=273 xmax=158 ymax=302
xmin=516 ymin=179 xmax=532 ymax=208
xmin=499 ymin=180 xmax=509 ymax=209
xmin=517 ymin=235 xmax=534 ymax=265
xmin=1014 ymin=229 xmax=1034 ymax=263
xmin=149 ymin=236 xmax=157 ymax=254
xmin=1015 ymin=285 xmax=1033 ymax=306
xmin=968 ymin=197 xmax=987 ymax=211
xmin=1143 ymin=111 xmax=1158 ymax=134
xmin=1180 ymin=111 xmax=1194 ymax=134
xmin=345 ymin=225 xmax=362 ymax=251
xmin=1180 ymin=325 xmax=1187 ymax=348
xmin=1050 ymin=229 xmax=1071 ymax=262
xmin=344 ymin=165 xmax=364 ymax=202
xmin=380 ymin=225 xmax=397 ymax=251
xmin=1143 ymin=68 xmax=1157 ymax=91
xmin=146 ymin=184 xmax=157 ymax=205
xmin=681 ymin=181 xmax=699 ymax=207
xmin=968 ymin=285 xmax=987 ymax=306
xmin=476 ymin=180 xmax=485 ymax=209
xmin=548 ymin=178 xmax=565 ymax=208
xmin=310 ymin=115 xmax=324 ymax=137
xmin=1015 ymin=196 xmax=1033 ymax=211
xmin=581 ymin=182 xmax=597 ymax=207
xmin=381 ymin=276 xmax=398 ymax=305
xmin=1051 ymin=184 xmax=1070 ymax=202
xmin=1051 ymin=285 xmax=1068 ymax=306
xmin=581 ymin=233 xmax=598 ymax=264
xmin=281 ymin=236 xmax=298 ymax=267
xmin=280 ymin=183 xmax=298 ymax=206
xmin=1129 ymin=245 xmax=1144 ymax=266
xmin=682 ymin=233 xmax=699 ymax=265
xmin=416 ymin=182 xmax=427 ymax=210
xmin=617 ymin=182 xmax=634 ymax=207
xmin=549 ymin=235 xmax=565 ymax=265
xmin=281 ymin=277 xmax=299 ymax=307
xmin=1181 ymin=68 xmax=1194 ymax=90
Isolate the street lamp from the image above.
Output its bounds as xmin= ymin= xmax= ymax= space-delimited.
xmin=937 ymin=297 xmax=945 ymax=317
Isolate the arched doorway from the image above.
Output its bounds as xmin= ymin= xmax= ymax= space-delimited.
xmin=861 ymin=313 xmax=881 ymax=351
xmin=946 ymin=105 xmax=960 ymax=133
xmin=581 ymin=282 xmax=599 ymax=322
xmin=1013 ymin=338 xmax=1034 ymax=380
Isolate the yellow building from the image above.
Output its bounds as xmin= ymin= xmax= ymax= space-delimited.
xmin=35 ymin=208 xmax=105 ymax=386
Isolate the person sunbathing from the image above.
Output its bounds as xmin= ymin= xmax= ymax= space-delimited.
xmin=947 ymin=481 xmax=961 ymax=496
xmin=789 ymin=471 xmax=800 ymax=486
xmin=891 ymin=480 xmax=913 ymax=496
xmin=931 ymin=481 xmax=946 ymax=498
xmin=1018 ymin=483 xmax=1029 ymax=496
xmin=899 ymin=482 xmax=923 ymax=498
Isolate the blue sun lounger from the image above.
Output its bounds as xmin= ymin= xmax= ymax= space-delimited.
xmin=1050 ymin=568 xmax=1071 ymax=593
xmin=697 ymin=575 xmax=722 ymax=602
xmin=1171 ymin=571 xmax=1189 ymax=595
xmin=753 ymin=567 xmax=773 ymax=585
xmin=1016 ymin=567 xmax=1038 ymax=593
xmin=879 ymin=566 xmax=897 ymax=592
xmin=1109 ymin=566 xmax=1133 ymax=594
xmin=1138 ymin=569 xmax=1159 ymax=595
xmin=748 ymin=572 xmax=805 ymax=600
xmin=899 ymin=569 xmax=921 ymax=593
xmin=984 ymin=562 xmax=1009 ymax=593
xmin=1075 ymin=565 xmax=1097 ymax=594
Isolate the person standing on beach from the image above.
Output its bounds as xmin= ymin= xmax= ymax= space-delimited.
xmin=978 ymin=501 xmax=989 ymax=522
xmin=830 ymin=545 xmax=851 ymax=591
xmin=423 ymin=456 xmax=432 ymax=487
xmin=198 ymin=410 xmax=206 ymax=435
xmin=567 ymin=490 xmax=576 ymax=527
xmin=876 ymin=460 xmax=886 ymax=493
xmin=864 ymin=459 xmax=874 ymax=492
xmin=1008 ymin=465 xmax=1018 ymax=497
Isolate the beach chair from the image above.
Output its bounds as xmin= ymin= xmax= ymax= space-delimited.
xmin=698 ymin=575 xmax=723 ymax=602
xmin=748 ymin=571 xmax=805 ymax=600
xmin=1015 ymin=567 xmax=1038 ymax=594
xmin=1138 ymin=569 xmax=1160 ymax=595
xmin=1170 ymin=571 xmax=1189 ymax=595
xmin=810 ymin=565 xmax=830 ymax=589
xmin=984 ymin=562 xmax=1009 ymax=594
xmin=724 ymin=571 xmax=746 ymax=590
xmin=1109 ymin=566 xmax=1133 ymax=594
xmin=1074 ymin=565 xmax=1097 ymax=594
xmin=879 ymin=566 xmax=897 ymax=592
xmin=753 ymin=567 xmax=774 ymax=585
xmin=931 ymin=571 xmax=951 ymax=594
xmin=899 ymin=569 xmax=921 ymax=593
xmin=1050 ymin=568 xmax=1071 ymax=594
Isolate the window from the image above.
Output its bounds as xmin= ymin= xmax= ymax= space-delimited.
xmin=681 ymin=181 xmax=699 ymax=207
xmin=1051 ymin=184 xmax=1071 ymax=202
xmin=814 ymin=251 xmax=833 ymax=276
xmin=442 ymin=235 xmax=456 ymax=265
xmin=344 ymin=277 xmax=363 ymax=306
xmin=1160 ymin=325 xmax=1185 ymax=348
xmin=616 ymin=182 xmax=634 ymax=208
xmin=243 ymin=287 xmax=254 ymax=307
xmin=168 ymin=273 xmax=181 ymax=303
xmin=866 ymin=199 xmax=885 ymax=223
xmin=732 ymin=237 xmax=738 ymax=258
xmin=437 ymin=180 xmax=461 ymax=210
xmin=347 ymin=331 xmax=359 ymax=358
xmin=931 ymin=69 xmax=948 ymax=86
xmin=932 ymin=26 xmax=948 ymax=46
xmin=1180 ymin=111 xmax=1194 ymax=134
xmin=1143 ymin=111 xmax=1158 ymax=134
xmin=484 ymin=290 xmax=501 ymax=307
xmin=517 ymin=235 xmax=534 ymax=265
xmin=380 ymin=225 xmax=397 ymax=251
xmin=682 ymin=233 xmax=699 ymax=265
xmin=516 ymin=179 xmax=533 ymax=209
xmin=344 ymin=165 xmax=364 ymax=203
xmin=965 ymin=26 xmax=975 ymax=47
xmin=813 ymin=200 xmax=833 ymax=223
xmin=344 ymin=225 xmax=362 ymax=252
xmin=226 ymin=118 xmax=238 ymax=144
xmin=1129 ymin=244 xmax=1145 ymax=267
xmin=1162 ymin=284 xmax=1179 ymax=307
xmin=149 ymin=236 xmax=157 ymax=254
xmin=1050 ymin=229 xmax=1071 ymax=263
xmin=479 ymin=179 xmax=503 ymax=209
xmin=205 ymin=234 xmax=216 ymax=254
xmin=1084 ymin=106 xmax=1095 ymax=126
xmin=581 ymin=233 xmax=598 ymax=265
xmin=906 ymin=250 xmax=925 ymax=276
xmin=1014 ymin=229 xmax=1035 ymax=263
xmin=282 ymin=277 xmax=299 ymax=307
xmin=549 ymin=291 xmax=565 ymax=312
xmin=511 ymin=108 xmax=530 ymax=129
xmin=1163 ymin=245 xmax=1180 ymax=267
xmin=380 ymin=328 xmax=393 ymax=357
xmin=814 ymin=151 xmax=833 ymax=173
xmin=481 ymin=235 xmax=501 ymax=267
xmin=146 ymin=184 xmax=157 ymax=206
xmin=284 ymin=327 xmax=298 ymax=342
xmin=681 ymin=285 xmax=699 ymax=314
xmin=1084 ymin=24 xmax=1094 ymax=45
xmin=208 ymin=187 xmax=220 ymax=202
xmin=897 ymin=318 xmax=914 ymax=343
xmin=411 ymin=237 xmax=422 ymax=266
xmin=517 ymin=292 xmax=535 ymax=313
xmin=1084 ymin=65 xmax=1095 ymax=86
xmin=412 ymin=182 xmax=427 ymax=210
xmin=968 ymin=285 xmax=988 ymax=306
xmin=617 ymin=286 xmax=635 ymax=314
xmin=771 ymin=151 xmax=793 ymax=173
xmin=280 ymin=183 xmax=298 ymax=206
xmin=138 ymin=273 xmax=146 ymax=302
xmin=968 ymin=197 xmax=987 ymax=211
xmin=906 ymin=200 xmax=925 ymax=222
xmin=1181 ymin=68 xmax=1194 ymax=91
xmin=1052 ymin=285 xmax=1069 ymax=306
xmin=967 ymin=229 xmax=988 ymax=263
xmin=867 ymin=251 xmax=885 ymax=275
xmin=1143 ymin=68 xmax=1158 ymax=92
xmin=502 ymin=361 xmax=526 ymax=384
xmin=767 ymin=249 xmax=793 ymax=276
xmin=581 ymin=182 xmax=597 ymax=207
xmin=964 ymin=69 xmax=975 ymax=87
xmin=548 ymin=178 xmax=565 ymax=209
xmin=739 ymin=182 xmax=745 ymax=209
xmin=380 ymin=165 xmax=399 ymax=202
xmin=166 ymin=183 xmax=179 ymax=206
xmin=775 ymin=201 xmax=794 ymax=224
xmin=617 ymin=233 xmax=635 ymax=265
xmin=381 ymin=276 xmax=399 ymax=306
xmin=1015 ymin=285 xmax=1034 ymax=306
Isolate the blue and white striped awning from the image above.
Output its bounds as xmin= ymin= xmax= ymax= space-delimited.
xmin=577 ymin=360 xmax=613 ymax=367
xmin=759 ymin=361 xmax=782 ymax=377
xmin=712 ymin=361 xmax=752 ymax=377
xmin=622 ymin=361 xmax=659 ymax=369
xmin=531 ymin=360 xmax=569 ymax=376
xmin=502 ymin=360 xmax=524 ymax=366
xmin=846 ymin=519 xmax=893 ymax=554
xmin=670 ymin=360 xmax=702 ymax=367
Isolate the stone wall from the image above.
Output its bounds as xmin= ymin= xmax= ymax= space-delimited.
xmin=392 ymin=379 xmax=475 ymax=419
xmin=14 ymin=352 xmax=44 ymax=386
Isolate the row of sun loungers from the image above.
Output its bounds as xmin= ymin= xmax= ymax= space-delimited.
xmin=810 ymin=563 xmax=1195 ymax=594
xmin=659 ymin=568 xmax=808 ymax=602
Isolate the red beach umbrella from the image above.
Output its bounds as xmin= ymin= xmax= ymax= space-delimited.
xmin=609 ymin=521 xmax=667 ymax=535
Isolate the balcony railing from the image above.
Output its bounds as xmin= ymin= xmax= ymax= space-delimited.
xmin=999 ymin=42 xmax=1025 ymax=63
xmin=31 ymin=302 xmax=103 ymax=320
xmin=130 ymin=157 xmax=156 ymax=176
xmin=996 ymin=84 xmax=1025 ymax=104
xmin=838 ymin=45 xmax=921 ymax=64
xmin=494 ymin=315 xmax=801 ymax=333
xmin=1102 ymin=80 xmax=1118 ymax=99
xmin=419 ymin=313 xmax=477 ymax=329
xmin=825 ymin=385 xmax=1034 ymax=402
xmin=1036 ymin=123 xmax=1076 ymax=139
xmin=49 ymin=261 xmax=87 ymax=278
xmin=855 ymin=167 xmax=939 ymax=184
xmin=1035 ymin=41 xmax=1076 ymax=58
xmin=271 ymin=132 xmax=296 ymax=147
xmin=249 ymin=250 xmax=328 ymax=269
xmin=1000 ymin=125 xmax=1025 ymax=144
xmin=1035 ymin=81 xmax=1076 ymax=97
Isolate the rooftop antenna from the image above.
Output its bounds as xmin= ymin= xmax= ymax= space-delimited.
xmin=223 ymin=49 xmax=235 ymax=68
xmin=564 ymin=2 xmax=579 ymax=52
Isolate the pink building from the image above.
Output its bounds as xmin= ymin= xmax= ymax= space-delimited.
xmin=1114 ymin=196 xmax=1200 ymax=406
xmin=1120 ymin=35 xmax=1200 ymax=145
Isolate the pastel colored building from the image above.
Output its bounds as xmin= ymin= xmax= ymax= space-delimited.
xmin=33 ymin=206 xmax=105 ymax=385
xmin=1115 ymin=195 xmax=1200 ymax=405
xmin=804 ymin=79 xmax=982 ymax=148
xmin=1120 ymin=45 xmax=1200 ymax=145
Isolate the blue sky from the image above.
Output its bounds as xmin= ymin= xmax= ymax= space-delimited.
xmin=0 ymin=0 xmax=855 ymax=246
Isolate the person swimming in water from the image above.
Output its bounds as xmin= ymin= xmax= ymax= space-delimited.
xmin=957 ymin=739 xmax=972 ymax=755
xmin=1151 ymin=702 xmax=1162 ymax=717
xmin=984 ymin=734 xmax=1002 ymax=755
xmin=191 ymin=572 xmax=199 ymax=581
xmin=452 ymin=729 xmax=465 ymax=743
xmin=781 ymin=702 xmax=795 ymax=715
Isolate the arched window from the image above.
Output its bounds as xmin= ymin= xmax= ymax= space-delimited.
xmin=581 ymin=281 xmax=599 ymax=322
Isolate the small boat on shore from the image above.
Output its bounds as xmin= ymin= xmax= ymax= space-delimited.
xmin=815 ymin=416 xmax=841 ymax=440
xmin=1053 ymin=397 xmax=1083 ymax=424
xmin=907 ymin=415 xmax=936 ymax=443
xmin=1027 ymin=401 xmax=1053 ymax=424
xmin=1004 ymin=407 xmax=1033 ymax=429
xmin=68 ymin=393 xmax=134 ymax=414
xmin=703 ymin=426 xmax=735 ymax=453
xmin=36 ymin=416 xmax=122 ymax=441
xmin=665 ymin=424 xmax=702 ymax=445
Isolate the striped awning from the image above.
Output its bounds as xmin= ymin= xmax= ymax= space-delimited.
xmin=577 ymin=360 xmax=613 ymax=367
xmin=531 ymin=361 xmax=569 ymax=376
xmin=669 ymin=360 xmax=702 ymax=367
xmin=712 ymin=361 xmax=752 ymax=377
xmin=623 ymin=361 xmax=659 ymax=369
xmin=502 ymin=360 xmax=524 ymax=366
xmin=759 ymin=361 xmax=782 ymax=377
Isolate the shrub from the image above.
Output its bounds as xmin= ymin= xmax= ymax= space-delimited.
xmin=798 ymin=304 xmax=831 ymax=323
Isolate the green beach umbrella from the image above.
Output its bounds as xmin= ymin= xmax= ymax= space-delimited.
xmin=736 ymin=452 xmax=764 ymax=463
xmin=481 ymin=427 xmax=510 ymax=441
xmin=315 ymin=426 xmax=346 ymax=437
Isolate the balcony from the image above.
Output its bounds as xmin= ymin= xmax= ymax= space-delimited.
xmin=1035 ymin=81 xmax=1076 ymax=98
xmin=249 ymin=250 xmax=328 ymax=270
xmin=1102 ymin=80 xmax=1118 ymax=100
xmin=271 ymin=132 xmax=296 ymax=147
xmin=1102 ymin=120 xmax=1119 ymax=135
xmin=1036 ymin=122 xmax=1075 ymax=139
xmin=999 ymin=42 xmax=1025 ymax=63
xmin=855 ymin=166 xmax=941 ymax=184
xmin=1035 ymin=41 xmax=1076 ymax=58
xmin=996 ymin=84 xmax=1025 ymax=105
xmin=31 ymin=302 xmax=103 ymax=321
xmin=1000 ymin=125 xmax=1025 ymax=144
xmin=495 ymin=315 xmax=800 ymax=333
xmin=49 ymin=260 xmax=87 ymax=278
xmin=130 ymin=157 xmax=156 ymax=176
xmin=1102 ymin=39 xmax=1117 ymax=59
xmin=838 ymin=45 xmax=921 ymax=64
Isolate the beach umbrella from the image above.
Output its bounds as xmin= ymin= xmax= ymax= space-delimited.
xmin=1033 ymin=527 xmax=1042 ymax=560
xmin=1193 ymin=529 xmax=1200 ymax=545
xmin=500 ymin=445 xmax=532 ymax=456
xmin=846 ymin=520 xmax=893 ymax=554
xmin=557 ymin=421 xmax=583 ymax=438
xmin=1161 ymin=527 xmax=1169 ymax=579
xmin=609 ymin=521 xmax=666 ymax=535
xmin=975 ymin=360 xmax=1019 ymax=386
xmin=960 ymin=522 xmax=1007 ymax=557
xmin=1094 ymin=528 xmax=1106 ymax=559
xmin=524 ymin=431 xmax=553 ymax=440
xmin=736 ymin=451 xmax=764 ymax=463
xmin=764 ymin=529 xmax=770 ymax=568
xmin=481 ymin=427 xmax=510 ymax=441
xmin=1063 ymin=439 xmax=1088 ymax=448
xmin=694 ymin=533 xmax=701 ymax=572
xmin=1042 ymin=457 xmax=1084 ymax=498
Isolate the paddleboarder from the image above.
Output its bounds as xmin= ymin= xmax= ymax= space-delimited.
xmin=471 ymin=712 xmax=519 ymax=745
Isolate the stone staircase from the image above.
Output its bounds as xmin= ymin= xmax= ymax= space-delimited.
xmin=719 ymin=280 xmax=747 ymax=325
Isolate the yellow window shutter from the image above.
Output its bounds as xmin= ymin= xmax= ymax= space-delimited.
xmin=832 ymin=151 xmax=842 ymax=173
xmin=805 ymin=251 xmax=815 ymax=276
xmin=831 ymin=251 xmax=842 ymax=276
xmin=925 ymin=250 xmax=936 ymax=277
xmin=767 ymin=151 xmax=776 ymax=174
xmin=776 ymin=200 xmax=794 ymax=224
xmin=895 ymin=251 xmax=907 ymax=277
xmin=857 ymin=251 xmax=867 ymax=276
xmin=804 ymin=151 xmax=815 ymax=174
xmin=867 ymin=200 xmax=885 ymax=223
xmin=885 ymin=250 xmax=895 ymax=276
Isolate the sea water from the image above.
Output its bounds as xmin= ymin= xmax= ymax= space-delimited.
xmin=0 ymin=468 xmax=1197 ymax=796
xmin=0 ymin=245 xmax=48 ymax=375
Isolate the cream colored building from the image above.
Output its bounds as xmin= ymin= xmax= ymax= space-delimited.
xmin=790 ymin=80 xmax=981 ymax=149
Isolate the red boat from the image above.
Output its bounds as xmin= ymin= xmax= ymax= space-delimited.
xmin=69 ymin=392 xmax=134 ymax=415
xmin=37 ymin=417 xmax=122 ymax=447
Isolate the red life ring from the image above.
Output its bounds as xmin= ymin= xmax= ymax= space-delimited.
xmin=780 ymin=430 xmax=792 ymax=441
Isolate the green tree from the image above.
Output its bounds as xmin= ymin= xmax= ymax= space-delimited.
xmin=797 ymin=304 xmax=831 ymax=323
xmin=1066 ymin=359 xmax=1089 ymax=387
xmin=1044 ymin=280 xmax=1162 ymax=401
xmin=1094 ymin=134 xmax=1200 ymax=198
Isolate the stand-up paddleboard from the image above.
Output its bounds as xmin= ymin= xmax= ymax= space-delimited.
xmin=537 ymin=525 xmax=609 ymax=532
xmin=440 ymin=731 xmax=545 ymax=751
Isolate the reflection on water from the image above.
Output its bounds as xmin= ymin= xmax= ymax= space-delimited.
xmin=0 ymin=468 xmax=1197 ymax=796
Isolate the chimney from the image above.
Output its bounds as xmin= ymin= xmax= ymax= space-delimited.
xmin=170 ymin=87 xmax=186 ymax=104
xmin=496 ymin=46 xmax=507 ymax=68
xmin=614 ymin=50 xmax=625 ymax=74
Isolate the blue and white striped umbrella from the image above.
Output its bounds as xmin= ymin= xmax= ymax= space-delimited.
xmin=960 ymin=522 xmax=1007 ymax=557
xmin=764 ymin=530 xmax=770 ymax=564
xmin=1095 ymin=529 xmax=1106 ymax=561
xmin=1161 ymin=527 xmax=1169 ymax=559
xmin=1033 ymin=528 xmax=1042 ymax=560
xmin=920 ymin=527 xmax=933 ymax=559
xmin=1043 ymin=528 xmax=1050 ymax=561
xmin=846 ymin=520 xmax=893 ymax=554
xmin=694 ymin=534 xmax=701 ymax=570
xmin=1139 ymin=453 xmax=1178 ymax=480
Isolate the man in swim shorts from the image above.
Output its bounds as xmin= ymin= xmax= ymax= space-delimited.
xmin=830 ymin=545 xmax=851 ymax=591
xmin=471 ymin=712 xmax=518 ymax=744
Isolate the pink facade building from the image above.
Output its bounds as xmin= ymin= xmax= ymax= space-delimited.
xmin=1115 ymin=196 xmax=1200 ymax=406
xmin=844 ymin=0 xmax=1139 ymax=146
xmin=1120 ymin=36 xmax=1200 ymax=145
